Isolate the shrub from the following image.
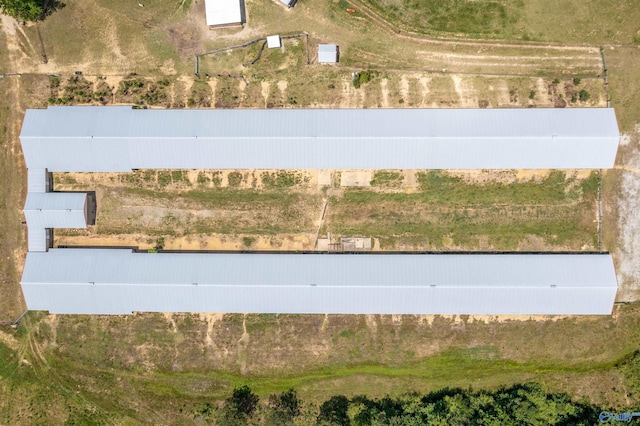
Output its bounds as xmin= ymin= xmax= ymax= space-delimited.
xmin=579 ymin=89 xmax=590 ymax=102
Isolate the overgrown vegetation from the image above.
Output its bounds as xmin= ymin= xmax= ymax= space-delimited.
xmin=369 ymin=171 xmax=403 ymax=187
xmin=328 ymin=171 xmax=599 ymax=250
xmin=5 ymin=307 xmax=640 ymax=424
xmin=261 ymin=171 xmax=302 ymax=188
xmin=188 ymin=80 xmax=213 ymax=108
xmin=352 ymin=70 xmax=379 ymax=89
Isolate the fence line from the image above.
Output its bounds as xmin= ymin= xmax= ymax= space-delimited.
xmin=600 ymin=47 xmax=610 ymax=107
xmin=194 ymin=33 xmax=309 ymax=76
xmin=597 ymin=168 xmax=603 ymax=251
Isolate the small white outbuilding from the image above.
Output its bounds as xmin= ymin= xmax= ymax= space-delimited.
xmin=318 ymin=44 xmax=338 ymax=63
xmin=266 ymin=35 xmax=281 ymax=49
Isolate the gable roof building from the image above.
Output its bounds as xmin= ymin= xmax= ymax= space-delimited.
xmin=21 ymin=250 xmax=618 ymax=315
xmin=18 ymin=105 xmax=621 ymax=315
xmin=204 ymin=0 xmax=245 ymax=27
xmin=318 ymin=44 xmax=338 ymax=63
xmin=20 ymin=106 xmax=620 ymax=171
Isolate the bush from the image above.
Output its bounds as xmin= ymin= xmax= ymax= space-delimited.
xmin=579 ymin=89 xmax=590 ymax=102
xmin=352 ymin=70 xmax=378 ymax=89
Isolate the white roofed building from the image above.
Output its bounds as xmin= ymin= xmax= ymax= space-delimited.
xmin=21 ymin=250 xmax=618 ymax=315
xmin=20 ymin=106 xmax=620 ymax=171
xmin=318 ymin=44 xmax=338 ymax=63
xmin=205 ymin=0 xmax=245 ymax=28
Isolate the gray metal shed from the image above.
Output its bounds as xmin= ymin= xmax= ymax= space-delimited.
xmin=21 ymin=249 xmax=618 ymax=315
xmin=318 ymin=44 xmax=337 ymax=63
xmin=24 ymin=192 xmax=88 ymax=229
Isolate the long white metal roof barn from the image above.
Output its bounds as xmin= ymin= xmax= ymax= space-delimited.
xmin=20 ymin=106 xmax=620 ymax=171
xmin=21 ymin=250 xmax=617 ymax=315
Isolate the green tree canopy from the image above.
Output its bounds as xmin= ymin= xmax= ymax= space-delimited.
xmin=0 ymin=0 xmax=44 ymax=22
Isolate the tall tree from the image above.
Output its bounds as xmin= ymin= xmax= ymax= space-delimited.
xmin=0 ymin=0 xmax=44 ymax=22
xmin=266 ymin=389 xmax=301 ymax=425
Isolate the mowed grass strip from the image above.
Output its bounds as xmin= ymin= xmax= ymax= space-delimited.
xmin=327 ymin=171 xmax=598 ymax=250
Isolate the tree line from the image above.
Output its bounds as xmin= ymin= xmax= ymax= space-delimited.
xmin=208 ymin=382 xmax=603 ymax=425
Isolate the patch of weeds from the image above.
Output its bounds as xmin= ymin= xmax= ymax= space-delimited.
xmin=189 ymin=80 xmax=213 ymax=108
xmin=93 ymin=80 xmax=112 ymax=105
xmin=213 ymin=79 xmax=240 ymax=108
xmin=139 ymin=83 xmax=169 ymax=106
xmin=370 ymin=171 xmax=404 ymax=187
xmin=143 ymin=170 xmax=155 ymax=183
xmin=352 ymin=70 xmax=379 ymax=89
xmin=228 ymin=172 xmax=243 ymax=187
xmin=157 ymin=171 xmax=172 ymax=188
xmin=509 ymin=88 xmax=518 ymax=103
xmin=172 ymin=170 xmax=188 ymax=184
xmin=242 ymin=236 xmax=256 ymax=247
xmin=49 ymin=76 xmax=94 ymax=105
xmin=211 ymin=171 xmax=222 ymax=187
xmin=197 ymin=172 xmax=210 ymax=185
xmin=262 ymin=171 xmax=302 ymax=188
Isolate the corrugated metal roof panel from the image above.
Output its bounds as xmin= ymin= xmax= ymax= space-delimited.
xmin=27 ymin=227 xmax=48 ymax=252
xmin=27 ymin=168 xmax=48 ymax=193
xmin=20 ymin=107 xmax=620 ymax=171
xmin=318 ymin=44 xmax=337 ymax=63
xmin=205 ymin=0 xmax=243 ymax=26
xmin=21 ymin=250 xmax=618 ymax=314
xmin=24 ymin=193 xmax=87 ymax=229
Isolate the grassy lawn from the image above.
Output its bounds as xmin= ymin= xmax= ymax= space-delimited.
xmin=327 ymin=171 xmax=599 ymax=250
xmin=2 ymin=305 xmax=640 ymax=423
xmin=3 ymin=0 xmax=604 ymax=77
xmin=362 ymin=0 xmax=640 ymax=44
xmin=23 ymin=0 xmax=192 ymax=73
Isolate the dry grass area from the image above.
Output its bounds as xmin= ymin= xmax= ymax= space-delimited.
xmin=53 ymin=169 xmax=599 ymax=253
xmin=54 ymin=170 xmax=324 ymax=251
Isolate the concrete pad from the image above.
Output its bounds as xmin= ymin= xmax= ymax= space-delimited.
xmin=340 ymin=171 xmax=371 ymax=187
xmin=318 ymin=170 xmax=332 ymax=186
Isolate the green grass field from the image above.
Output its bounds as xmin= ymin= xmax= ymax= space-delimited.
xmin=362 ymin=0 xmax=640 ymax=44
